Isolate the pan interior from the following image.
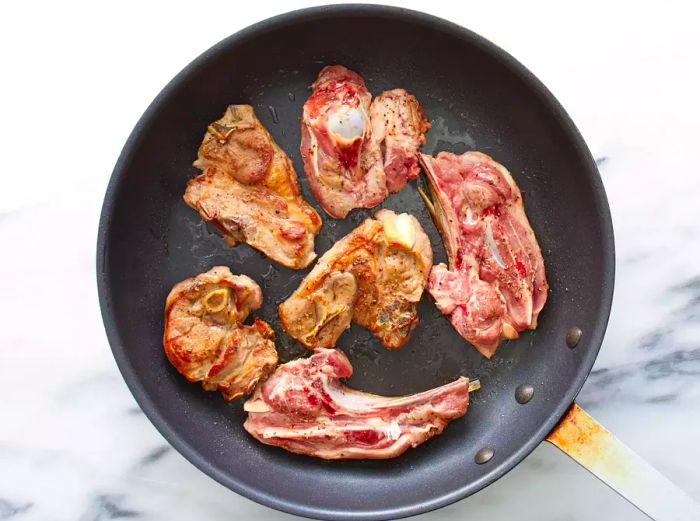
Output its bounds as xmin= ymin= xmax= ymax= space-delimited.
xmin=98 ymin=6 xmax=613 ymax=520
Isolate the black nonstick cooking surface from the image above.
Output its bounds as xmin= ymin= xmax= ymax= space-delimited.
xmin=97 ymin=5 xmax=614 ymax=520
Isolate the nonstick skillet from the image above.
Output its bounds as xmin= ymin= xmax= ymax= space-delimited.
xmin=96 ymin=5 xmax=700 ymax=520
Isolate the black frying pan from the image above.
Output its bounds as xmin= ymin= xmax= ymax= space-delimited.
xmin=97 ymin=5 xmax=616 ymax=520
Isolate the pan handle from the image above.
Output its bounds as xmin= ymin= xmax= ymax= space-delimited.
xmin=546 ymin=403 xmax=700 ymax=521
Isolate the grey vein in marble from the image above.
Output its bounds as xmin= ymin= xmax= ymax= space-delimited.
xmin=0 ymin=499 xmax=33 ymax=520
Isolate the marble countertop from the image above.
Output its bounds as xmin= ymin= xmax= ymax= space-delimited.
xmin=2 ymin=1 xmax=699 ymax=520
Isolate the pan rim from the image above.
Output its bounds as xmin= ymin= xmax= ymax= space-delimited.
xmin=96 ymin=4 xmax=615 ymax=520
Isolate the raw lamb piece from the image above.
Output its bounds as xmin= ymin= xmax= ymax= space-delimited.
xmin=301 ymin=65 xmax=429 ymax=218
xmin=243 ymin=348 xmax=472 ymax=459
xmin=370 ymin=88 xmax=430 ymax=192
xmin=420 ymin=151 xmax=548 ymax=357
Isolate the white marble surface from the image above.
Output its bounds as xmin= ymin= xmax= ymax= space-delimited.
xmin=2 ymin=1 xmax=700 ymax=519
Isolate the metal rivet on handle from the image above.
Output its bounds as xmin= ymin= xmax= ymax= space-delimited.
xmin=474 ymin=447 xmax=494 ymax=464
xmin=515 ymin=384 xmax=534 ymax=404
xmin=566 ymin=327 xmax=582 ymax=348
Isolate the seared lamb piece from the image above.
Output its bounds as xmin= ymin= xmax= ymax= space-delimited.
xmin=243 ymin=348 xmax=474 ymax=459
xmin=184 ymin=105 xmax=322 ymax=269
xmin=420 ymin=151 xmax=548 ymax=357
xmin=163 ymin=266 xmax=278 ymax=400
xmin=301 ymin=66 xmax=429 ymax=218
xmin=279 ymin=209 xmax=432 ymax=349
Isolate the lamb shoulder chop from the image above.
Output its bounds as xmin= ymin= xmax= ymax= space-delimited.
xmin=301 ymin=65 xmax=429 ymax=218
xmin=420 ymin=151 xmax=548 ymax=357
xmin=163 ymin=266 xmax=278 ymax=400
xmin=243 ymin=348 xmax=475 ymax=459
xmin=184 ymin=105 xmax=322 ymax=269
xmin=279 ymin=209 xmax=432 ymax=349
